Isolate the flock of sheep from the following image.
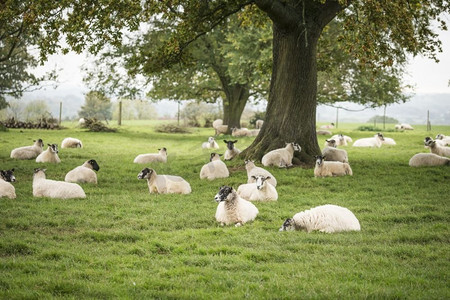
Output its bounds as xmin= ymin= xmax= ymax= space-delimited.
xmin=2 ymin=124 xmax=449 ymax=233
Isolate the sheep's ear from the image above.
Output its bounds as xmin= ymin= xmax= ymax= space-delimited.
xmin=223 ymin=140 xmax=228 ymax=143
xmin=322 ymin=155 xmax=326 ymax=159
xmin=251 ymin=175 xmax=257 ymax=180
xmin=218 ymin=153 xmax=223 ymax=156
xmin=47 ymin=144 xmax=51 ymax=146
xmin=265 ymin=176 xmax=271 ymax=180
xmin=233 ymin=140 xmax=238 ymax=143
xmin=42 ymin=169 xmax=47 ymax=172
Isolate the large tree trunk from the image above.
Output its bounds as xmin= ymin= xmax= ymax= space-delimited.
xmin=222 ymin=84 xmax=249 ymax=131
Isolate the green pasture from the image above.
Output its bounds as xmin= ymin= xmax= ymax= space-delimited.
xmin=0 ymin=121 xmax=449 ymax=299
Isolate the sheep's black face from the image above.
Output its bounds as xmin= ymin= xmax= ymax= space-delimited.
xmin=89 ymin=159 xmax=100 ymax=171
xmin=35 ymin=139 xmax=44 ymax=147
xmin=137 ymin=168 xmax=152 ymax=180
xmin=326 ymin=139 xmax=336 ymax=147
xmin=314 ymin=155 xmax=324 ymax=166
xmin=291 ymin=143 xmax=301 ymax=152
xmin=253 ymin=175 xmax=269 ymax=190
xmin=1 ymin=169 xmax=15 ymax=182
xmin=224 ymin=140 xmax=237 ymax=150
xmin=48 ymin=144 xmax=58 ymax=153
xmin=214 ymin=186 xmax=233 ymax=203
xmin=376 ymin=133 xmax=384 ymax=141
xmin=279 ymin=218 xmax=295 ymax=231
xmin=424 ymin=138 xmax=434 ymax=147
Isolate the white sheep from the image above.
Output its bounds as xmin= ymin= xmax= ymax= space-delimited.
xmin=223 ymin=140 xmax=241 ymax=160
xmin=10 ymin=139 xmax=44 ymax=160
xmin=425 ymin=139 xmax=450 ymax=157
xmin=394 ymin=124 xmax=402 ymax=130
xmin=322 ymin=140 xmax=348 ymax=163
xmin=261 ymin=142 xmax=301 ymax=168
xmin=36 ymin=144 xmax=61 ymax=163
xmin=202 ymin=137 xmax=220 ymax=149
xmin=134 ymin=147 xmax=168 ymax=164
xmin=65 ymin=159 xmax=100 ymax=184
xmin=61 ymin=137 xmax=83 ymax=148
xmin=320 ymin=123 xmax=335 ymax=129
xmin=214 ymin=186 xmax=259 ymax=227
xmin=314 ymin=155 xmax=353 ymax=177
xmin=200 ymin=153 xmax=229 ymax=180
xmin=212 ymin=119 xmax=223 ymax=129
xmin=78 ymin=118 xmax=86 ymax=126
xmin=400 ymin=123 xmax=414 ymax=130
xmin=231 ymin=127 xmax=250 ymax=137
xmin=33 ymin=168 xmax=86 ymax=199
xmin=352 ymin=133 xmax=384 ymax=148
xmin=330 ymin=134 xmax=352 ymax=146
xmin=316 ymin=130 xmax=332 ymax=135
xmin=435 ymin=134 xmax=450 ymax=146
xmin=213 ymin=119 xmax=228 ymax=135
xmin=409 ymin=153 xmax=450 ymax=167
xmin=255 ymin=119 xmax=264 ymax=129
xmin=245 ymin=160 xmax=277 ymax=187
xmin=137 ymin=168 xmax=191 ymax=194
xmin=279 ymin=204 xmax=361 ymax=233
xmin=0 ymin=169 xmax=16 ymax=199
xmin=382 ymin=137 xmax=396 ymax=145
xmin=237 ymin=175 xmax=278 ymax=201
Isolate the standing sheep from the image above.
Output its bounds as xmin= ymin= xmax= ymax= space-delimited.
xmin=261 ymin=142 xmax=301 ymax=168
xmin=202 ymin=137 xmax=220 ymax=149
xmin=352 ymin=133 xmax=384 ymax=148
xmin=65 ymin=159 xmax=100 ymax=184
xmin=214 ymin=186 xmax=259 ymax=227
xmin=409 ymin=153 xmax=450 ymax=167
xmin=36 ymin=144 xmax=61 ymax=163
xmin=10 ymin=139 xmax=44 ymax=160
xmin=425 ymin=139 xmax=450 ymax=157
xmin=279 ymin=204 xmax=361 ymax=233
xmin=61 ymin=137 xmax=83 ymax=148
xmin=322 ymin=140 xmax=349 ymax=163
xmin=134 ymin=147 xmax=168 ymax=164
xmin=200 ymin=153 xmax=229 ymax=180
xmin=213 ymin=119 xmax=228 ymax=135
xmin=245 ymin=160 xmax=277 ymax=187
xmin=33 ymin=168 xmax=86 ymax=199
xmin=137 ymin=168 xmax=191 ymax=194
xmin=0 ymin=169 xmax=16 ymax=199
xmin=237 ymin=175 xmax=278 ymax=201
xmin=314 ymin=155 xmax=353 ymax=177
xmin=223 ymin=140 xmax=241 ymax=160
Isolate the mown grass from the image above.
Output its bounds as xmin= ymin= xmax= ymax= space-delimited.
xmin=0 ymin=121 xmax=449 ymax=299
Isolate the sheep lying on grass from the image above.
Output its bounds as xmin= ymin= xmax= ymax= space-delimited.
xmin=33 ymin=168 xmax=86 ymax=199
xmin=138 ymin=168 xmax=191 ymax=194
xmin=314 ymin=155 xmax=352 ymax=177
xmin=245 ymin=160 xmax=277 ymax=187
xmin=202 ymin=137 xmax=219 ymax=149
xmin=237 ymin=175 xmax=278 ymax=201
xmin=424 ymin=138 xmax=450 ymax=157
xmin=0 ymin=169 xmax=16 ymax=199
xmin=262 ymin=142 xmax=301 ymax=168
xmin=214 ymin=186 xmax=258 ymax=227
xmin=279 ymin=204 xmax=361 ymax=233
xmin=10 ymin=139 xmax=44 ymax=160
xmin=316 ymin=130 xmax=332 ymax=135
xmin=331 ymin=134 xmax=352 ymax=145
xmin=61 ymin=137 xmax=83 ymax=148
xmin=134 ymin=147 xmax=168 ymax=164
xmin=65 ymin=159 xmax=100 ymax=184
xmin=322 ymin=139 xmax=348 ymax=163
xmin=223 ymin=140 xmax=241 ymax=160
xmin=320 ymin=123 xmax=335 ymax=129
xmin=200 ymin=153 xmax=229 ymax=180
xmin=409 ymin=153 xmax=449 ymax=167
xmin=435 ymin=134 xmax=450 ymax=146
xmin=36 ymin=144 xmax=61 ymax=163
xmin=231 ymin=127 xmax=249 ymax=137
xmin=400 ymin=123 xmax=414 ymax=130
xmin=382 ymin=137 xmax=397 ymax=145
xmin=352 ymin=133 xmax=384 ymax=148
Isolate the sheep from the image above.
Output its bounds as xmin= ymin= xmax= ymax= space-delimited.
xmin=212 ymin=119 xmax=223 ymax=129
xmin=231 ymin=127 xmax=250 ymax=137
xmin=134 ymin=147 xmax=168 ymax=164
xmin=424 ymin=138 xmax=450 ymax=157
xmin=320 ymin=123 xmax=335 ymax=129
xmin=200 ymin=153 xmax=229 ymax=180
xmin=261 ymin=142 xmax=301 ymax=168
xmin=394 ymin=124 xmax=402 ymax=130
xmin=255 ymin=119 xmax=264 ymax=129
xmin=202 ymin=137 xmax=220 ymax=149
xmin=247 ymin=129 xmax=260 ymax=137
xmin=214 ymin=186 xmax=259 ymax=227
xmin=330 ymin=134 xmax=351 ymax=146
xmin=33 ymin=168 xmax=86 ymax=199
xmin=36 ymin=144 xmax=61 ymax=163
xmin=352 ymin=133 xmax=384 ymax=148
xmin=137 ymin=168 xmax=191 ymax=194
xmin=409 ymin=153 xmax=450 ymax=167
xmin=322 ymin=140 xmax=349 ymax=163
xmin=435 ymin=134 xmax=450 ymax=146
xmin=316 ymin=130 xmax=332 ymax=135
xmin=0 ymin=169 xmax=16 ymax=199
xmin=213 ymin=119 xmax=228 ymax=135
xmin=10 ymin=139 xmax=44 ymax=160
xmin=237 ymin=175 xmax=278 ymax=202
xmin=65 ymin=159 xmax=100 ymax=184
xmin=279 ymin=204 xmax=361 ymax=233
xmin=223 ymin=140 xmax=241 ymax=160
xmin=314 ymin=155 xmax=352 ymax=177
xmin=382 ymin=137 xmax=396 ymax=145
xmin=61 ymin=137 xmax=83 ymax=148
xmin=400 ymin=123 xmax=414 ymax=130
xmin=245 ymin=160 xmax=277 ymax=187
xmin=78 ymin=118 xmax=86 ymax=126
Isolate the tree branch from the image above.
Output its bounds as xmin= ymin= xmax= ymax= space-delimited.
xmin=255 ymin=0 xmax=301 ymax=29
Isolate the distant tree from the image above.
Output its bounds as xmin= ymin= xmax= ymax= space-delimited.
xmin=111 ymin=99 xmax=158 ymax=120
xmin=24 ymin=100 xmax=51 ymax=121
xmin=181 ymin=102 xmax=219 ymax=127
xmin=79 ymin=91 xmax=112 ymax=121
xmin=367 ymin=115 xmax=399 ymax=124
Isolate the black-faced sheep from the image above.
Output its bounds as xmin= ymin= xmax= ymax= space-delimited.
xmin=245 ymin=160 xmax=277 ymax=187
xmin=33 ymin=168 xmax=86 ymax=199
xmin=10 ymin=139 xmax=44 ymax=160
xmin=424 ymin=139 xmax=450 ymax=157
xmin=331 ymin=134 xmax=353 ymax=144
xmin=36 ymin=144 xmax=61 ymax=163
xmin=134 ymin=147 xmax=168 ymax=164
xmin=352 ymin=133 xmax=384 ymax=148
xmin=237 ymin=175 xmax=278 ymax=201
xmin=261 ymin=142 xmax=301 ymax=168
xmin=314 ymin=155 xmax=352 ymax=177
xmin=65 ymin=159 xmax=100 ymax=184
xmin=214 ymin=186 xmax=258 ymax=227
xmin=200 ymin=153 xmax=229 ymax=180
xmin=223 ymin=140 xmax=241 ymax=160
xmin=409 ymin=153 xmax=450 ymax=167
xmin=61 ymin=137 xmax=83 ymax=148
xmin=279 ymin=204 xmax=361 ymax=233
xmin=137 ymin=168 xmax=191 ymax=194
xmin=0 ymin=169 xmax=16 ymax=199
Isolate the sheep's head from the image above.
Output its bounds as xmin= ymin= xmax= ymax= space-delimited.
xmin=34 ymin=139 xmax=44 ymax=148
xmin=88 ymin=159 xmax=100 ymax=171
xmin=158 ymin=147 xmax=167 ymax=155
xmin=137 ymin=168 xmax=154 ymax=180
xmin=224 ymin=140 xmax=238 ymax=150
xmin=424 ymin=138 xmax=435 ymax=147
xmin=314 ymin=155 xmax=324 ymax=166
xmin=48 ymin=144 xmax=58 ymax=153
xmin=376 ymin=133 xmax=385 ymax=141
xmin=436 ymin=134 xmax=444 ymax=140
xmin=325 ymin=139 xmax=337 ymax=148
xmin=279 ymin=218 xmax=295 ymax=231
xmin=252 ymin=175 xmax=271 ymax=190
xmin=210 ymin=153 xmax=222 ymax=162
xmin=208 ymin=137 xmax=215 ymax=143
xmin=244 ymin=160 xmax=255 ymax=169
xmin=33 ymin=168 xmax=46 ymax=178
xmin=0 ymin=169 xmax=15 ymax=182
xmin=286 ymin=142 xmax=302 ymax=152
xmin=214 ymin=186 xmax=234 ymax=203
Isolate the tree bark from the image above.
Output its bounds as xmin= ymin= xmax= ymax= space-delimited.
xmin=222 ymin=83 xmax=249 ymax=131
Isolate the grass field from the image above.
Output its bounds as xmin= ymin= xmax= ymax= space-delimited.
xmin=1 ymin=121 xmax=449 ymax=299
